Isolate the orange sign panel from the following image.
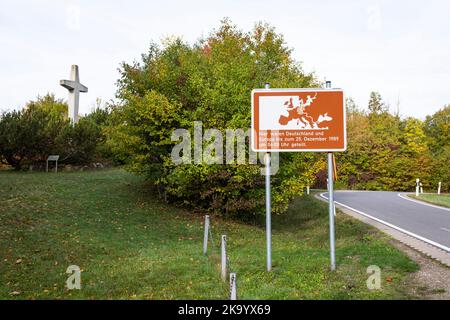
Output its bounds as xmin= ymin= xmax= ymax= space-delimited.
xmin=251 ymin=88 xmax=346 ymax=152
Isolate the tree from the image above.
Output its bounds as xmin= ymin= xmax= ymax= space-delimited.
xmin=110 ymin=20 xmax=320 ymax=218
xmin=424 ymin=106 xmax=450 ymax=192
xmin=424 ymin=105 xmax=450 ymax=155
xmin=334 ymin=93 xmax=436 ymax=191
xmin=368 ymin=91 xmax=387 ymax=114
xmin=0 ymin=110 xmax=28 ymax=170
xmin=25 ymin=93 xmax=68 ymax=118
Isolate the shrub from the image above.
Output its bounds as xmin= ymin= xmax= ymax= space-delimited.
xmin=0 ymin=94 xmax=110 ymax=169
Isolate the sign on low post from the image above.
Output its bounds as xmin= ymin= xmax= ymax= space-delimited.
xmin=46 ymin=155 xmax=60 ymax=173
xmin=251 ymin=87 xmax=346 ymax=271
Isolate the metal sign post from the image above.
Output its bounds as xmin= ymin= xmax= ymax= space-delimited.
xmin=265 ymin=152 xmax=272 ymax=272
xmin=264 ymin=82 xmax=272 ymax=272
xmin=327 ymin=153 xmax=336 ymax=271
xmin=326 ymin=80 xmax=336 ymax=271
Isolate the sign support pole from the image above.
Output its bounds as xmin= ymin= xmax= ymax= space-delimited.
xmin=265 ymin=152 xmax=271 ymax=272
xmin=264 ymin=82 xmax=272 ymax=272
xmin=327 ymin=152 xmax=336 ymax=271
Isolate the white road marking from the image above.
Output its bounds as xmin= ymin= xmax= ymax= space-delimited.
xmin=440 ymin=227 xmax=450 ymax=233
xmin=320 ymin=192 xmax=450 ymax=253
xmin=397 ymin=193 xmax=450 ymax=212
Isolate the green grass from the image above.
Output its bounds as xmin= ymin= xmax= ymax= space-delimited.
xmin=0 ymin=169 xmax=420 ymax=299
xmin=410 ymin=194 xmax=450 ymax=208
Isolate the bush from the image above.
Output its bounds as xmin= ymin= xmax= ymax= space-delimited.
xmin=0 ymin=94 xmax=110 ymax=169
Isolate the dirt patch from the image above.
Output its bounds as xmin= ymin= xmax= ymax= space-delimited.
xmin=391 ymin=240 xmax=450 ymax=300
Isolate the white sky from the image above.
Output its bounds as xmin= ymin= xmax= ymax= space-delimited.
xmin=1 ymin=0 xmax=449 ymax=119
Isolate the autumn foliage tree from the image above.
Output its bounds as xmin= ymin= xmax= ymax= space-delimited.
xmin=108 ymin=20 xmax=321 ymax=218
xmin=334 ymin=93 xmax=446 ymax=192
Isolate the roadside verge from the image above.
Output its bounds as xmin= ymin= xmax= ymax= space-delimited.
xmin=315 ymin=193 xmax=450 ymax=267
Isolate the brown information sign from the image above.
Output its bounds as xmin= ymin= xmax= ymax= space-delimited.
xmin=251 ymin=88 xmax=346 ymax=152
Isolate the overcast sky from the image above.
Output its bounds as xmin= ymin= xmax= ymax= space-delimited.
xmin=1 ymin=0 xmax=449 ymax=119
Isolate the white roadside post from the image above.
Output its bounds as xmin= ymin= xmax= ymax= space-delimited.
xmin=416 ymin=178 xmax=420 ymax=196
xmin=420 ymin=183 xmax=424 ymax=194
xmin=203 ymin=215 xmax=210 ymax=255
xmin=306 ymin=185 xmax=310 ymax=195
xmin=438 ymin=182 xmax=441 ymax=195
xmin=229 ymin=273 xmax=237 ymax=300
xmin=221 ymin=235 xmax=227 ymax=281
xmin=264 ymin=82 xmax=272 ymax=272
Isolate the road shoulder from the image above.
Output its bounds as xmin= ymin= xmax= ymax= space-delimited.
xmin=405 ymin=193 xmax=450 ymax=209
xmin=314 ymin=193 xmax=450 ymax=299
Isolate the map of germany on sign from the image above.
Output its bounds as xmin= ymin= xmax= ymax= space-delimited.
xmin=251 ymin=88 xmax=346 ymax=152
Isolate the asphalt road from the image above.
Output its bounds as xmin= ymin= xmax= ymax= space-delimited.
xmin=323 ymin=191 xmax=450 ymax=251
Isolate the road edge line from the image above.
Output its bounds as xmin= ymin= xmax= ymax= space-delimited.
xmin=319 ymin=192 xmax=450 ymax=253
xmin=397 ymin=193 xmax=450 ymax=212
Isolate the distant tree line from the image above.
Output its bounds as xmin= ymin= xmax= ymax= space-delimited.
xmin=324 ymin=93 xmax=449 ymax=192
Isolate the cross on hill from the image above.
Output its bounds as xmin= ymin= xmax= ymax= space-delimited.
xmin=60 ymin=65 xmax=88 ymax=124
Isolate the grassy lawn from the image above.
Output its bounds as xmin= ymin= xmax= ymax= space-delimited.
xmin=0 ymin=169 xmax=420 ymax=299
xmin=409 ymin=194 xmax=450 ymax=208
